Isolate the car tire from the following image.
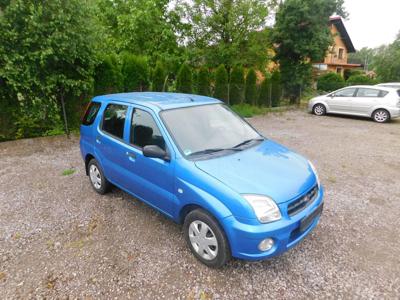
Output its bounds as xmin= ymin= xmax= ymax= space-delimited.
xmin=313 ymin=104 xmax=326 ymax=116
xmin=372 ymin=109 xmax=390 ymax=123
xmin=183 ymin=209 xmax=231 ymax=268
xmin=87 ymin=158 xmax=110 ymax=194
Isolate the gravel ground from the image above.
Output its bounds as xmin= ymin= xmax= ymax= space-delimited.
xmin=0 ymin=111 xmax=399 ymax=299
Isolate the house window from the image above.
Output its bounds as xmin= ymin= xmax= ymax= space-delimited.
xmin=336 ymin=67 xmax=343 ymax=75
xmin=338 ymin=48 xmax=344 ymax=59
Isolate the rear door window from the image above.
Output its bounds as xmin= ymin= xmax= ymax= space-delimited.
xmin=82 ymin=102 xmax=101 ymax=125
xmin=102 ymin=104 xmax=128 ymax=139
xmin=356 ymin=88 xmax=384 ymax=98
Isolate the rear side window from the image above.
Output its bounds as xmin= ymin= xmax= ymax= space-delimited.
xmin=102 ymin=104 xmax=128 ymax=139
xmin=356 ymin=88 xmax=381 ymax=98
xmin=82 ymin=102 xmax=101 ymax=125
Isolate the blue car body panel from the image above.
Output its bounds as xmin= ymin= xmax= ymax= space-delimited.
xmin=80 ymin=92 xmax=324 ymax=261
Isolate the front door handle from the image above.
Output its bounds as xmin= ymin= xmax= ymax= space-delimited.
xmin=126 ymin=152 xmax=136 ymax=161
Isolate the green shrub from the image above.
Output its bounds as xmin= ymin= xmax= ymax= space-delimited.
xmin=94 ymin=54 xmax=123 ymax=95
xmin=270 ymin=71 xmax=282 ymax=107
xmin=346 ymin=74 xmax=377 ymax=86
xmin=245 ymin=68 xmax=257 ymax=105
xmin=258 ymin=76 xmax=271 ymax=107
xmin=317 ymin=72 xmax=345 ymax=92
xmin=344 ymin=69 xmax=362 ymax=81
xmin=152 ymin=61 xmax=167 ymax=92
xmin=121 ymin=54 xmax=149 ymax=92
xmin=214 ymin=64 xmax=229 ymax=103
xmin=176 ymin=63 xmax=193 ymax=94
xmin=197 ymin=66 xmax=210 ymax=96
xmin=229 ymin=65 xmax=245 ymax=105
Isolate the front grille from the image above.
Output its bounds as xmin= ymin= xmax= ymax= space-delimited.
xmin=287 ymin=185 xmax=318 ymax=216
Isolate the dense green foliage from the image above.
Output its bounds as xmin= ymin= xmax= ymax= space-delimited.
xmin=152 ymin=61 xmax=167 ymax=92
xmin=272 ymin=0 xmax=346 ymax=103
xmin=317 ymin=72 xmax=345 ymax=92
xmin=121 ymin=54 xmax=150 ymax=92
xmin=245 ymin=68 xmax=257 ymax=105
xmin=270 ymin=71 xmax=282 ymax=107
xmin=176 ymin=63 xmax=193 ymax=94
xmin=258 ymin=76 xmax=271 ymax=107
xmin=229 ymin=66 xmax=245 ymax=105
xmin=94 ymin=55 xmax=123 ymax=95
xmin=374 ymin=35 xmax=400 ymax=82
xmin=197 ymin=67 xmax=210 ymax=96
xmin=214 ymin=65 xmax=229 ymax=103
xmin=346 ymin=74 xmax=377 ymax=86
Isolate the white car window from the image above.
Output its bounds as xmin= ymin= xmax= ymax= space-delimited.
xmin=357 ymin=88 xmax=388 ymax=98
xmin=334 ymin=88 xmax=356 ymax=97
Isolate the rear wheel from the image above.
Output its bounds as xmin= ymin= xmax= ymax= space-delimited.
xmin=313 ymin=104 xmax=326 ymax=116
xmin=183 ymin=209 xmax=231 ymax=268
xmin=372 ymin=109 xmax=390 ymax=123
xmin=88 ymin=159 xmax=110 ymax=194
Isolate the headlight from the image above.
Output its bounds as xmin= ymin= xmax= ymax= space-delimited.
xmin=309 ymin=160 xmax=320 ymax=188
xmin=242 ymin=195 xmax=281 ymax=223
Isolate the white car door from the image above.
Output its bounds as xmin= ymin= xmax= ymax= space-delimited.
xmin=353 ymin=88 xmax=386 ymax=115
xmin=326 ymin=87 xmax=357 ymax=113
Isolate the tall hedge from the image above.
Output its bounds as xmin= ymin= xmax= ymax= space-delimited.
xmin=245 ymin=68 xmax=257 ymax=105
xmin=346 ymin=74 xmax=377 ymax=86
xmin=214 ymin=64 xmax=229 ymax=103
xmin=317 ymin=72 xmax=345 ymax=92
xmin=94 ymin=54 xmax=123 ymax=95
xmin=271 ymin=71 xmax=282 ymax=107
xmin=121 ymin=54 xmax=149 ymax=92
xmin=176 ymin=63 xmax=193 ymax=93
xmin=152 ymin=61 xmax=167 ymax=92
xmin=230 ymin=65 xmax=245 ymax=105
xmin=197 ymin=66 xmax=210 ymax=96
xmin=259 ymin=76 xmax=271 ymax=107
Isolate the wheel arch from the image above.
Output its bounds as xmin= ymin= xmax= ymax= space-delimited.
xmin=85 ymin=153 xmax=95 ymax=175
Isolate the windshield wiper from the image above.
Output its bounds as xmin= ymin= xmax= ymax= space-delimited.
xmin=188 ymin=147 xmax=242 ymax=157
xmin=233 ymin=138 xmax=264 ymax=149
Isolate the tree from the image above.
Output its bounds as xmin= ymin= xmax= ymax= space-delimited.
xmin=121 ymin=54 xmax=149 ymax=92
xmin=271 ymin=0 xmax=347 ymax=103
xmin=0 ymin=0 xmax=98 ymax=137
xmin=176 ymin=63 xmax=193 ymax=93
xmin=270 ymin=71 xmax=282 ymax=107
xmin=245 ymin=68 xmax=257 ymax=105
xmin=152 ymin=61 xmax=167 ymax=92
xmin=230 ymin=66 xmax=245 ymax=105
xmin=214 ymin=64 xmax=229 ymax=103
xmin=176 ymin=0 xmax=271 ymax=69
xmin=374 ymin=35 xmax=400 ymax=82
xmin=317 ymin=72 xmax=345 ymax=92
xmin=197 ymin=67 xmax=210 ymax=96
xmin=259 ymin=75 xmax=271 ymax=107
xmin=94 ymin=54 xmax=123 ymax=95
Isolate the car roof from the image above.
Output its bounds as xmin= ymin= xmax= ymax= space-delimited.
xmin=344 ymin=85 xmax=397 ymax=92
xmin=92 ymin=92 xmax=222 ymax=112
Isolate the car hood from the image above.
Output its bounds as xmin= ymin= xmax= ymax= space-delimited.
xmin=195 ymin=140 xmax=317 ymax=204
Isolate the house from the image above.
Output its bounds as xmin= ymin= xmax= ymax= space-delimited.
xmin=313 ymin=16 xmax=361 ymax=76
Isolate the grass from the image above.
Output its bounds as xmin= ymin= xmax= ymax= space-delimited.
xmin=231 ymin=103 xmax=297 ymax=118
xmin=61 ymin=168 xmax=75 ymax=176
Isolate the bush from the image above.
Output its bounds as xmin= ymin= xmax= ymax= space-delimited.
xmin=121 ymin=54 xmax=149 ymax=92
xmin=258 ymin=76 xmax=271 ymax=107
xmin=197 ymin=66 xmax=210 ymax=96
xmin=245 ymin=68 xmax=257 ymax=105
xmin=346 ymin=74 xmax=377 ymax=86
xmin=344 ymin=69 xmax=362 ymax=81
xmin=317 ymin=72 xmax=345 ymax=92
xmin=152 ymin=61 xmax=167 ymax=92
xmin=229 ymin=65 xmax=245 ymax=105
xmin=270 ymin=71 xmax=282 ymax=107
xmin=214 ymin=64 xmax=229 ymax=103
xmin=94 ymin=54 xmax=123 ymax=95
xmin=176 ymin=63 xmax=193 ymax=94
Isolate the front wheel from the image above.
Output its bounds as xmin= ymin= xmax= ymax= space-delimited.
xmin=183 ymin=209 xmax=231 ymax=268
xmin=372 ymin=109 xmax=390 ymax=123
xmin=313 ymin=104 xmax=326 ymax=116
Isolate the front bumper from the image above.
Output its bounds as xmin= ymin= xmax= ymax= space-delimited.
xmin=222 ymin=186 xmax=324 ymax=261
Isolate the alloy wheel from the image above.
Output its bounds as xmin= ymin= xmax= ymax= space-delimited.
xmin=374 ymin=110 xmax=388 ymax=123
xmin=314 ymin=105 xmax=325 ymax=116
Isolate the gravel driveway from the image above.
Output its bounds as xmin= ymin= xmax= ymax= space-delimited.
xmin=1 ymin=111 xmax=399 ymax=299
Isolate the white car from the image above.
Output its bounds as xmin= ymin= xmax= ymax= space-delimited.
xmin=309 ymin=85 xmax=400 ymax=123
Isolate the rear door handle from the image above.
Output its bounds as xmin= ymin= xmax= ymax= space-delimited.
xmin=96 ymin=137 xmax=101 ymax=144
xmin=126 ymin=152 xmax=136 ymax=161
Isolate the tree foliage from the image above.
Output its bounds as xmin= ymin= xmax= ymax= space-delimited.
xmin=214 ymin=64 xmax=229 ymax=103
xmin=317 ymin=72 xmax=345 ymax=92
xmin=121 ymin=54 xmax=150 ymax=92
xmin=272 ymin=0 xmax=347 ymax=103
xmin=245 ymin=68 xmax=257 ymax=105
xmin=346 ymin=74 xmax=377 ymax=86
xmin=176 ymin=63 xmax=193 ymax=94
xmin=94 ymin=54 xmax=123 ymax=95
xmin=230 ymin=65 xmax=245 ymax=105
xmin=152 ymin=61 xmax=167 ymax=92
xmin=374 ymin=35 xmax=400 ymax=82
xmin=258 ymin=75 xmax=271 ymax=107
xmin=270 ymin=71 xmax=282 ymax=107
xmin=197 ymin=67 xmax=210 ymax=96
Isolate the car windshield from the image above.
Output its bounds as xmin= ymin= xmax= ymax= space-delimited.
xmin=161 ymin=104 xmax=262 ymax=157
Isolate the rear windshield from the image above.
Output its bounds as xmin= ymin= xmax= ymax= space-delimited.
xmin=82 ymin=102 xmax=101 ymax=125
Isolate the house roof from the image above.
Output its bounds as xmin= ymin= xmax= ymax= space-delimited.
xmin=329 ymin=16 xmax=356 ymax=53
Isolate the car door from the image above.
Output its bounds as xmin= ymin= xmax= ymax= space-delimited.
xmin=122 ymin=106 xmax=175 ymax=217
xmin=354 ymin=88 xmax=385 ymax=115
xmin=326 ymin=87 xmax=357 ymax=113
xmin=94 ymin=102 xmax=131 ymax=184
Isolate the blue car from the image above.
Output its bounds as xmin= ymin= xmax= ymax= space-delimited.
xmin=80 ymin=92 xmax=324 ymax=268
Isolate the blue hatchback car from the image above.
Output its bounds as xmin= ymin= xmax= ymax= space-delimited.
xmin=80 ymin=92 xmax=324 ymax=268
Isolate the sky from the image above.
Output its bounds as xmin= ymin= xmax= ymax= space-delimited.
xmin=343 ymin=0 xmax=400 ymax=49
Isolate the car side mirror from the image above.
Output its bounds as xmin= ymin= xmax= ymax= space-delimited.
xmin=143 ymin=145 xmax=170 ymax=162
xmin=330 ymin=94 xmax=335 ymax=98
